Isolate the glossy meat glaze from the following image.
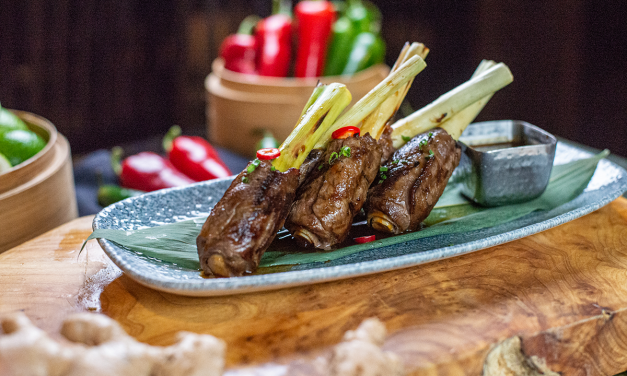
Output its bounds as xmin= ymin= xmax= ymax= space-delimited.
xmin=365 ymin=128 xmax=461 ymax=234
xmin=197 ymin=161 xmax=299 ymax=277
xmin=285 ymin=134 xmax=382 ymax=250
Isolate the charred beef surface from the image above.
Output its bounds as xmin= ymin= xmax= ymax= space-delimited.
xmin=365 ymin=128 xmax=461 ymax=234
xmin=197 ymin=161 xmax=299 ymax=277
xmin=298 ymin=149 xmax=324 ymax=186
xmin=376 ymin=125 xmax=396 ymax=164
xmin=285 ymin=134 xmax=382 ymax=250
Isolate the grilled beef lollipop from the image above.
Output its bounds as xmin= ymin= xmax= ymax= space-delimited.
xmin=365 ymin=128 xmax=461 ymax=234
xmin=197 ymin=161 xmax=299 ymax=277
xmin=285 ymin=134 xmax=382 ymax=249
xmin=366 ymin=61 xmax=514 ymax=234
xmin=285 ymin=47 xmax=429 ymax=249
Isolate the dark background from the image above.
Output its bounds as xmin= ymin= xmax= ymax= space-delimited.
xmin=1 ymin=0 xmax=625 ymax=157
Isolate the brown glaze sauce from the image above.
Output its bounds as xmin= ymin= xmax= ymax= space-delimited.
xmin=469 ymin=140 xmax=527 ymax=152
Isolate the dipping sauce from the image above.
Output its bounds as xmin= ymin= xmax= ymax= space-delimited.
xmin=469 ymin=141 xmax=526 ymax=152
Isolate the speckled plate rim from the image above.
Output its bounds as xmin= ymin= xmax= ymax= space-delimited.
xmin=94 ymin=144 xmax=627 ymax=297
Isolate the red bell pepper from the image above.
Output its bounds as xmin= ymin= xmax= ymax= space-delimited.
xmin=255 ymin=0 xmax=292 ymax=77
xmin=111 ymin=147 xmax=195 ymax=192
xmin=219 ymin=15 xmax=260 ymax=74
xmin=163 ymin=126 xmax=232 ymax=181
xmin=294 ymin=0 xmax=336 ymax=78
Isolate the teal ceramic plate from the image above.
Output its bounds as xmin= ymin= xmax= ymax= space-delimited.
xmin=93 ymin=143 xmax=627 ymax=296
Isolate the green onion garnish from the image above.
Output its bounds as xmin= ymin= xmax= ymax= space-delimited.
xmin=247 ymin=159 xmax=261 ymax=173
xmin=340 ymin=146 xmax=351 ymax=158
xmin=329 ymin=152 xmax=339 ymax=164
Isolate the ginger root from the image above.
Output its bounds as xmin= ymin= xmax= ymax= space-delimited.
xmin=0 ymin=312 xmax=225 ymax=376
xmin=325 ymin=318 xmax=404 ymax=376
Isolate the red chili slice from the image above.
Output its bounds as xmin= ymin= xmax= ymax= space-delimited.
xmin=332 ymin=126 xmax=360 ymax=139
xmin=354 ymin=235 xmax=376 ymax=244
xmin=257 ymin=147 xmax=281 ymax=160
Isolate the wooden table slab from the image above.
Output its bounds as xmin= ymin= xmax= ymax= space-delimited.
xmin=3 ymin=198 xmax=627 ymax=375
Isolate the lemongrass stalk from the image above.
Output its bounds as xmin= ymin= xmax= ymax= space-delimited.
xmin=439 ymin=60 xmax=496 ymax=140
xmin=391 ymin=62 xmax=513 ymax=148
xmin=391 ymin=42 xmax=410 ymax=71
xmin=360 ymin=42 xmax=430 ymax=139
xmin=398 ymin=43 xmax=429 ymax=97
xmin=272 ymin=83 xmax=352 ymax=172
xmin=299 ymin=82 xmax=326 ymax=118
xmin=314 ymin=54 xmax=427 ymax=148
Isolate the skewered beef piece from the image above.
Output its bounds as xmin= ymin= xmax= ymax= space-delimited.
xmin=285 ymin=134 xmax=382 ymax=250
xmin=377 ymin=125 xmax=396 ymax=164
xmin=197 ymin=160 xmax=299 ymax=277
xmin=365 ymin=128 xmax=461 ymax=234
xmin=298 ymin=149 xmax=324 ymax=186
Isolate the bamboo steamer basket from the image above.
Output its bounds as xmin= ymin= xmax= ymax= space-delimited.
xmin=206 ymin=58 xmax=390 ymax=157
xmin=0 ymin=110 xmax=77 ymax=252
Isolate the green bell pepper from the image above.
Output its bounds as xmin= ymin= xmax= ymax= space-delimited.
xmin=97 ymin=184 xmax=144 ymax=207
xmin=340 ymin=31 xmax=385 ymax=75
xmin=324 ymin=0 xmax=381 ymax=76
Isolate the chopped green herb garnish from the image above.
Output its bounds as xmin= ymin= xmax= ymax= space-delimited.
xmin=379 ymin=166 xmax=388 ymax=172
xmin=247 ymin=159 xmax=261 ymax=173
xmin=242 ymin=176 xmax=250 ymax=183
xmin=329 ymin=152 xmax=339 ymax=164
xmin=402 ymin=135 xmax=411 ymax=142
xmin=381 ymin=174 xmax=387 ymax=180
xmin=392 ymin=159 xmax=399 ymax=164
xmin=340 ymin=146 xmax=351 ymax=158
xmin=378 ymin=179 xmax=384 ymax=184
xmin=426 ymin=149 xmax=435 ymax=159
xmin=271 ymin=166 xmax=277 ymax=171
xmin=318 ymin=164 xmax=324 ymax=170
xmin=419 ymin=139 xmax=428 ymax=147
xmin=428 ymin=132 xmax=433 ymax=138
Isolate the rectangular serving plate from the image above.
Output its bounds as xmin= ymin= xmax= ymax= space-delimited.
xmin=93 ymin=142 xmax=627 ymax=297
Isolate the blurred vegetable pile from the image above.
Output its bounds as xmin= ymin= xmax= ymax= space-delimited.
xmin=98 ymin=126 xmax=232 ymax=207
xmin=0 ymin=104 xmax=46 ymax=173
xmin=219 ymin=0 xmax=385 ymax=78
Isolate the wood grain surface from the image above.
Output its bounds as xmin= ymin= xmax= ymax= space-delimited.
xmin=2 ymin=198 xmax=627 ymax=375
